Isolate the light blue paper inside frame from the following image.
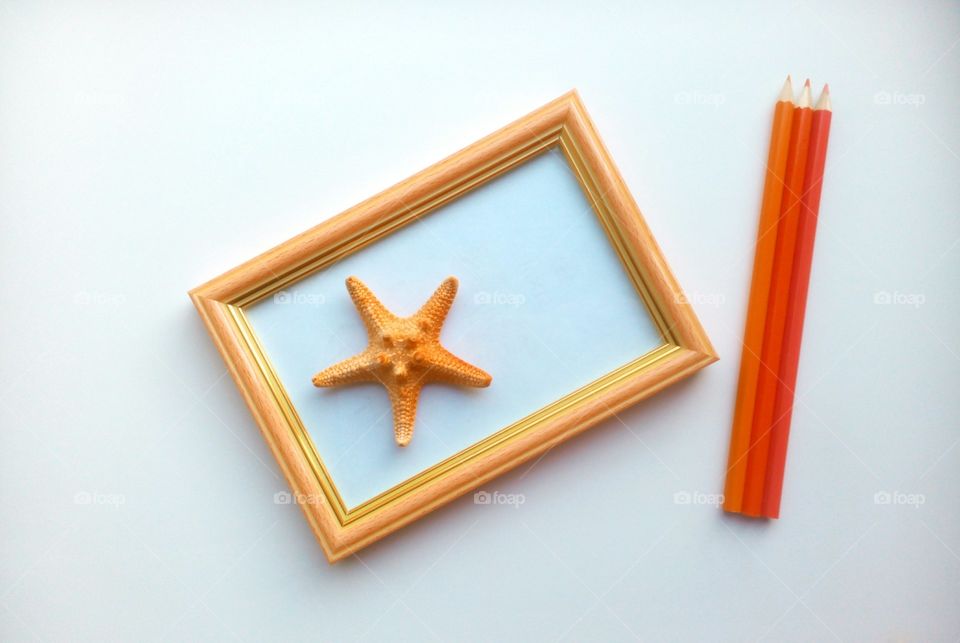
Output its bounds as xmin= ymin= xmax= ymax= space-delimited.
xmin=245 ymin=148 xmax=664 ymax=508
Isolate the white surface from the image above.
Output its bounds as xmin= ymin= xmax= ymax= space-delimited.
xmin=1 ymin=2 xmax=958 ymax=641
xmin=245 ymin=149 xmax=662 ymax=507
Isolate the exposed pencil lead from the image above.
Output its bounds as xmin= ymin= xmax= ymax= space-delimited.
xmin=778 ymin=75 xmax=795 ymax=102
xmin=804 ymin=78 xmax=811 ymax=88
xmin=815 ymin=84 xmax=832 ymax=111
xmin=798 ymin=81 xmax=813 ymax=108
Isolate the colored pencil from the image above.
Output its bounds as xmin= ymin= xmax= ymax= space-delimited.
xmin=723 ymin=76 xmax=795 ymax=513
xmin=740 ymin=80 xmax=814 ymax=517
xmin=762 ymin=86 xmax=833 ymax=518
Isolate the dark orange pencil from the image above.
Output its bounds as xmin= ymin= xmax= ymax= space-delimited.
xmin=762 ymin=86 xmax=832 ymax=517
xmin=741 ymin=79 xmax=814 ymax=517
xmin=723 ymin=76 xmax=795 ymax=513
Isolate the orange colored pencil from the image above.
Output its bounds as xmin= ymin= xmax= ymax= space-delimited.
xmin=762 ymin=86 xmax=832 ymax=518
xmin=741 ymin=80 xmax=814 ymax=516
xmin=722 ymin=76 xmax=795 ymax=514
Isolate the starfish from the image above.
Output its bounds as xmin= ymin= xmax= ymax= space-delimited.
xmin=312 ymin=276 xmax=492 ymax=447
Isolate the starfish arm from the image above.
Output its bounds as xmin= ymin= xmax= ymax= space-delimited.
xmin=413 ymin=276 xmax=458 ymax=338
xmin=312 ymin=351 xmax=377 ymax=387
xmin=388 ymin=382 xmax=422 ymax=447
xmin=314 ymin=275 xmax=491 ymax=447
xmin=345 ymin=276 xmax=395 ymax=337
xmin=422 ymin=346 xmax=492 ymax=388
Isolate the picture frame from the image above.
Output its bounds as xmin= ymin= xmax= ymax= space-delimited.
xmin=189 ymin=90 xmax=717 ymax=563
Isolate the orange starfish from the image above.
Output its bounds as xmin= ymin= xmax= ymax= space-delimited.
xmin=312 ymin=276 xmax=492 ymax=447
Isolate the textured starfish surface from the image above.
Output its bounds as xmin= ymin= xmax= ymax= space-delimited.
xmin=312 ymin=276 xmax=492 ymax=447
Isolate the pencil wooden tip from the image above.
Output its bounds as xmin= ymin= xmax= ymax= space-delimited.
xmin=804 ymin=78 xmax=811 ymax=88
xmin=815 ymin=84 xmax=832 ymax=111
xmin=778 ymin=75 xmax=794 ymax=102
xmin=798 ymin=81 xmax=813 ymax=108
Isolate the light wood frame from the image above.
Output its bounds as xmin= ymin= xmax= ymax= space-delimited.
xmin=190 ymin=91 xmax=717 ymax=563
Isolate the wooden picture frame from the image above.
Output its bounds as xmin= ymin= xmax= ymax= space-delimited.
xmin=190 ymin=91 xmax=717 ymax=562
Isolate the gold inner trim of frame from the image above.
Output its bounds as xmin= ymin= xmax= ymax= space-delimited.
xmin=225 ymin=129 xmax=680 ymax=526
xmin=232 ymin=126 xmax=564 ymax=309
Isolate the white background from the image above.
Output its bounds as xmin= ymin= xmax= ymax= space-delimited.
xmin=1 ymin=1 xmax=958 ymax=641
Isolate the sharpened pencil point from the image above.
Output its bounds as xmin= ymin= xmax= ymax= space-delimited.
xmin=778 ymin=75 xmax=794 ymax=102
xmin=815 ymin=84 xmax=832 ymax=111
xmin=798 ymin=81 xmax=813 ymax=108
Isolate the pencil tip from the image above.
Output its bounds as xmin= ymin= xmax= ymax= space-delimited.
xmin=798 ymin=81 xmax=813 ymax=108
xmin=815 ymin=84 xmax=832 ymax=111
xmin=778 ymin=75 xmax=794 ymax=102
xmin=804 ymin=78 xmax=811 ymax=88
